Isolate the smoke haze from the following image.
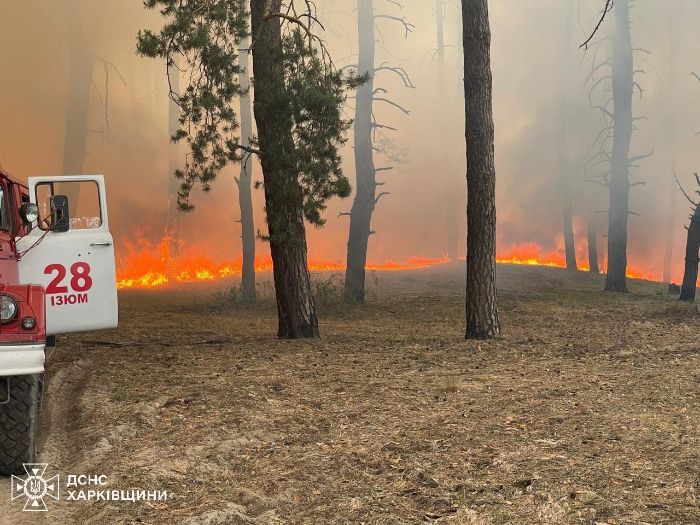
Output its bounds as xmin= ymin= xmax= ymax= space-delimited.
xmin=1 ymin=0 xmax=698 ymax=282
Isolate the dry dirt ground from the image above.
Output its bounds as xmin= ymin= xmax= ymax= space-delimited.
xmin=0 ymin=264 xmax=698 ymax=524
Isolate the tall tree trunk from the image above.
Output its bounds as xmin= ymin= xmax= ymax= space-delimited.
xmin=662 ymin=176 xmax=677 ymax=283
xmin=587 ymin=214 xmax=600 ymax=274
xmin=679 ymin=203 xmax=700 ymax=302
xmin=462 ymin=0 xmax=501 ymax=339
xmin=250 ymin=0 xmax=319 ymax=338
xmin=662 ymin=27 xmax=678 ymax=284
xmin=62 ymin=1 xmax=94 ymax=204
xmin=437 ymin=0 xmax=459 ymax=263
xmin=605 ymin=0 xmax=633 ymax=292
xmin=559 ymin=0 xmax=577 ymax=270
xmin=237 ymin=30 xmax=256 ymax=301
xmin=345 ymin=0 xmax=376 ymax=303
xmin=166 ymin=58 xmax=181 ymax=246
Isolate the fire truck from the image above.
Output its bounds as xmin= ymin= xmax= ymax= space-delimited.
xmin=0 ymin=169 xmax=118 ymax=475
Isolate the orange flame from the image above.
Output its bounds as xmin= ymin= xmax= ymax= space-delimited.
xmin=496 ymin=243 xmax=573 ymax=269
xmin=496 ymin=242 xmax=672 ymax=282
xmin=116 ymin=237 xmax=687 ymax=290
xmin=116 ymin=236 xmax=452 ymax=289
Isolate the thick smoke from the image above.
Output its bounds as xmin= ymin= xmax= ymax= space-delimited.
xmin=0 ymin=0 xmax=698 ymax=282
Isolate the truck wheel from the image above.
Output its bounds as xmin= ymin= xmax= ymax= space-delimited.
xmin=0 ymin=374 xmax=43 ymax=476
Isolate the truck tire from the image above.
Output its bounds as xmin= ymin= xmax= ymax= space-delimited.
xmin=0 ymin=374 xmax=42 ymax=476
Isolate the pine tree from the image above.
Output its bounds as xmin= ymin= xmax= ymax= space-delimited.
xmin=462 ymin=0 xmax=501 ymax=339
xmin=138 ymin=0 xmax=360 ymax=337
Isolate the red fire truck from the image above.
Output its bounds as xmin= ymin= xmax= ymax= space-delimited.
xmin=0 ymin=169 xmax=118 ymax=475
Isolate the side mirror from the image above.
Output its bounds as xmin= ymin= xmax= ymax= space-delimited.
xmin=50 ymin=195 xmax=70 ymax=232
xmin=18 ymin=202 xmax=39 ymax=225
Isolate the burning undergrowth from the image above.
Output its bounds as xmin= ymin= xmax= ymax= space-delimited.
xmin=115 ymin=234 xmax=452 ymax=289
xmin=115 ymin=235 xmax=683 ymax=291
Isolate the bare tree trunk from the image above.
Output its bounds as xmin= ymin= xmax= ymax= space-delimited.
xmin=662 ymin=26 xmax=678 ymax=285
xmin=679 ymin=204 xmax=699 ymax=302
xmin=250 ymin=0 xmax=319 ymax=338
xmin=662 ymin=176 xmax=677 ymax=283
xmin=166 ymin=58 xmax=181 ymax=247
xmin=237 ymin=31 xmax=256 ymax=301
xmin=62 ymin=1 xmax=94 ymax=204
xmin=559 ymin=0 xmax=577 ymax=270
xmin=436 ymin=0 xmax=459 ymax=263
xmin=345 ymin=0 xmax=376 ymax=303
xmin=462 ymin=0 xmax=501 ymax=339
xmin=605 ymin=0 xmax=633 ymax=292
xmin=587 ymin=214 xmax=600 ymax=274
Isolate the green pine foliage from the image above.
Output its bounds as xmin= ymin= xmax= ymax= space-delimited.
xmin=137 ymin=0 xmax=359 ymax=227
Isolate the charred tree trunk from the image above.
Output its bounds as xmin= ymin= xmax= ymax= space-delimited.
xmin=62 ymin=1 xmax=94 ymax=204
xmin=680 ymin=205 xmax=699 ymax=302
xmin=679 ymin=176 xmax=700 ymax=302
xmin=605 ymin=0 xmax=633 ymax=292
xmin=345 ymin=0 xmax=376 ymax=303
xmin=250 ymin=0 xmax=318 ymax=337
xmin=462 ymin=0 xmax=501 ymax=339
xmin=166 ymin=58 xmax=181 ymax=245
xmin=559 ymin=0 xmax=577 ymax=270
xmin=237 ymin=31 xmax=256 ymax=302
xmin=587 ymin=215 xmax=600 ymax=274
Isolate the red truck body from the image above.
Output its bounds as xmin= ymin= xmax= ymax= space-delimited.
xmin=0 ymin=169 xmax=46 ymax=345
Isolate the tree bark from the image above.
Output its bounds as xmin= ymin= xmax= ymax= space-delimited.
xmin=250 ymin=0 xmax=319 ymax=337
xmin=61 ymin=0 xmax=94 ymax=204
xmin=237 ymin=30 xmax=256 ymax=302
xmin=662 ymin=177 xmax=676 ymax=283
xmin=462 ymin=0 xmax=501 ymax=339
xmin=344 ymin=0 xmax=376 ymax=303
xmin=605 ymin=0 xmax=633 ymax=292
xmin=559 ymin=0 xmax=577 ymax=270
xmin=679 ymin=204 xmax=699 ymax=302
xmin=166 ymin=57 xmax=181 ymax=249
xmin=587 ymin=214 xmax=600 ymax=274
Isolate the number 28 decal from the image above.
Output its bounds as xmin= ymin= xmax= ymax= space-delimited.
xmin=44 ymin=262 xmax=93 ymax=294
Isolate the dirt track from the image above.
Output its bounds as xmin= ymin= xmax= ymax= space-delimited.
xmin=0 ymin=264 xmax=698 ymax=524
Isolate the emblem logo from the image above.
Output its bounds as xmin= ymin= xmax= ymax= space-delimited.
xmin=11 ymin=463 xmax=59 ymax=512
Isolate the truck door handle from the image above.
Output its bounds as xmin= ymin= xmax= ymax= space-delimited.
xmin=90 ymin=241 xmax=112 ymax=247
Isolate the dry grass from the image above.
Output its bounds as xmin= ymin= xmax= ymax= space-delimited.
xmin=12 ymin=264 xmax=699 ymax=524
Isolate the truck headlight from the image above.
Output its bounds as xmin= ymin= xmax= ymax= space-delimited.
xmin=0 ymin=294 xmax=18 ymax=323
xmin=19 ymin=202 xmax=40 ymax=224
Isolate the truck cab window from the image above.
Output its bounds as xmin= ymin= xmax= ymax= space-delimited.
xmin=0 ymin=187 xmax=9 ymax=231
xmin=35 ymin=180 xmax=102 ymax=231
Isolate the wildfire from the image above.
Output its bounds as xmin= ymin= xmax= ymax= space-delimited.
xmin=116 ymin=237 xmax=681 ymax=290
xmin=496 ymin=243 xmax=571 ymax=269
xmin=115 ymin=236 xmax=452 ymax=289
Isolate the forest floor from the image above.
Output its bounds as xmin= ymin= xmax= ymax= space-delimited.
xmin=0 ymin=264 xmax=698 ymax=525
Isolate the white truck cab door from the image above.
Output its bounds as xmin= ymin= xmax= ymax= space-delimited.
xmin=17 ymin=175 xmax=118 ymax=335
